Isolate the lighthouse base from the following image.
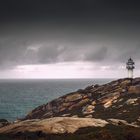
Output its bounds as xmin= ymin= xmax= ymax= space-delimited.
xmin=128 ymin=70 xmax=133 ymax=78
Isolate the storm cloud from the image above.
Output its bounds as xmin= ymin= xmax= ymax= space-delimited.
xmin=0 ymin=0 xmax=140 ymax=77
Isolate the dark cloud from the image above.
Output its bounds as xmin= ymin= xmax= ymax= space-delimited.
xmin=0 ymin=36 xmax=139 ymax=70
xmin=0 ymin=0 xmax=139 ymax=71
xmin=1 ymin=0 xmax=140 ymax=25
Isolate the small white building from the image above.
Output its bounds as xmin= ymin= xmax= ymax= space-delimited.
xmin=126 ymin=58 xmax=135 ymax=78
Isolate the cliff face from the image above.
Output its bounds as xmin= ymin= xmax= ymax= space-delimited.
xmin=0 ymin=78 xmax=140 ymax=140
xmin=24 ymin=78 xmax=140 ymax=125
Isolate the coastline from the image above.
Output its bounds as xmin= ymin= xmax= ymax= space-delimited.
xmin=0 ymin=78 xmax=140 ymax=140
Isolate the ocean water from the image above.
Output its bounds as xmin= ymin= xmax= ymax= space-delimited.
xmin=0 ymin=79 xmax=114 ymax=121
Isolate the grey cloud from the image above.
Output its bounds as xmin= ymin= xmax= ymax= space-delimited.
xmin=0 ymin=22 xmax=140 ymax=70
xmin=25 ymin=43 xmax=140 ymax=68
xmin=0 ymin=37 xmax=139 ymax=70
xmin=36 ymin=45 xmax=109 ymax=63
xmin=37 ymin=44 xmax=65 ymax=63
xmin=85 ymin=46 xmax=108 ymax=62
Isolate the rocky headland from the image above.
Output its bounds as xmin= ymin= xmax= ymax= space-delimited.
xmin=0 ymin=78 xmax=140 ymax=140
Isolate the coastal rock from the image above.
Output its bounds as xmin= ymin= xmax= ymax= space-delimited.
xmin=65 ymin=93 xmax=82 ymax=102
xmin=22 ymin=78 xmax=140 ymax=124
xmin=0 ymin=119 xmax=10 ymax=128
xmin=0 ymin=78 xmax=140 ymax=140
xmin=125 ymin=98 xmax=138 ymax=105
xmin=132 ymin=78 xmax=140 ymax=85
xmin=108 ymin=119 xmax=140 ymax=127
xmin=0 ymin=117 xmax=108 ymax=134
xmin=120 ymin=79 xmax=131 ymax=88
xmin=82 ymin=105 xmax=95 ymax=115
xmin=128 ymin=85 xmax=140 ymax=94
xmin=0 ymin=117 xmax=140 ymax=140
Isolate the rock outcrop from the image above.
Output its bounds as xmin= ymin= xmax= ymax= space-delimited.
xmin=0 ymin=119 xmax=10 ymax=128
xmin=23 ymin=78 xmax=140 ymax=125
xmin=0 ymin=117 xmax=140 ymax=140
xmin=0 ymin=78 xmax=140 ymax=140
xmin=0 ymin=117 xmax=108 ymax=134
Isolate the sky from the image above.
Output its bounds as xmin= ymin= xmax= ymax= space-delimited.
xmin=0 ymin=0 xmax=140 ymax=78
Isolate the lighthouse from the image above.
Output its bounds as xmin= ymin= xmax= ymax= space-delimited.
xmin=126 ymin=58 xmax=135 ymax=78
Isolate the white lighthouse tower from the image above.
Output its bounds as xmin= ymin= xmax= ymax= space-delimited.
xmin=126 ymin=58 xmax=135 ymax=78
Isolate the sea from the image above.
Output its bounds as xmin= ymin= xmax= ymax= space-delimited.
xmin=0 ymin=79 xmax=114 ymax=121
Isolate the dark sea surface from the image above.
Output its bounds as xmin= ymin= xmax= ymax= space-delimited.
xmin=0 ymin=79 xmax=115 ymax=121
